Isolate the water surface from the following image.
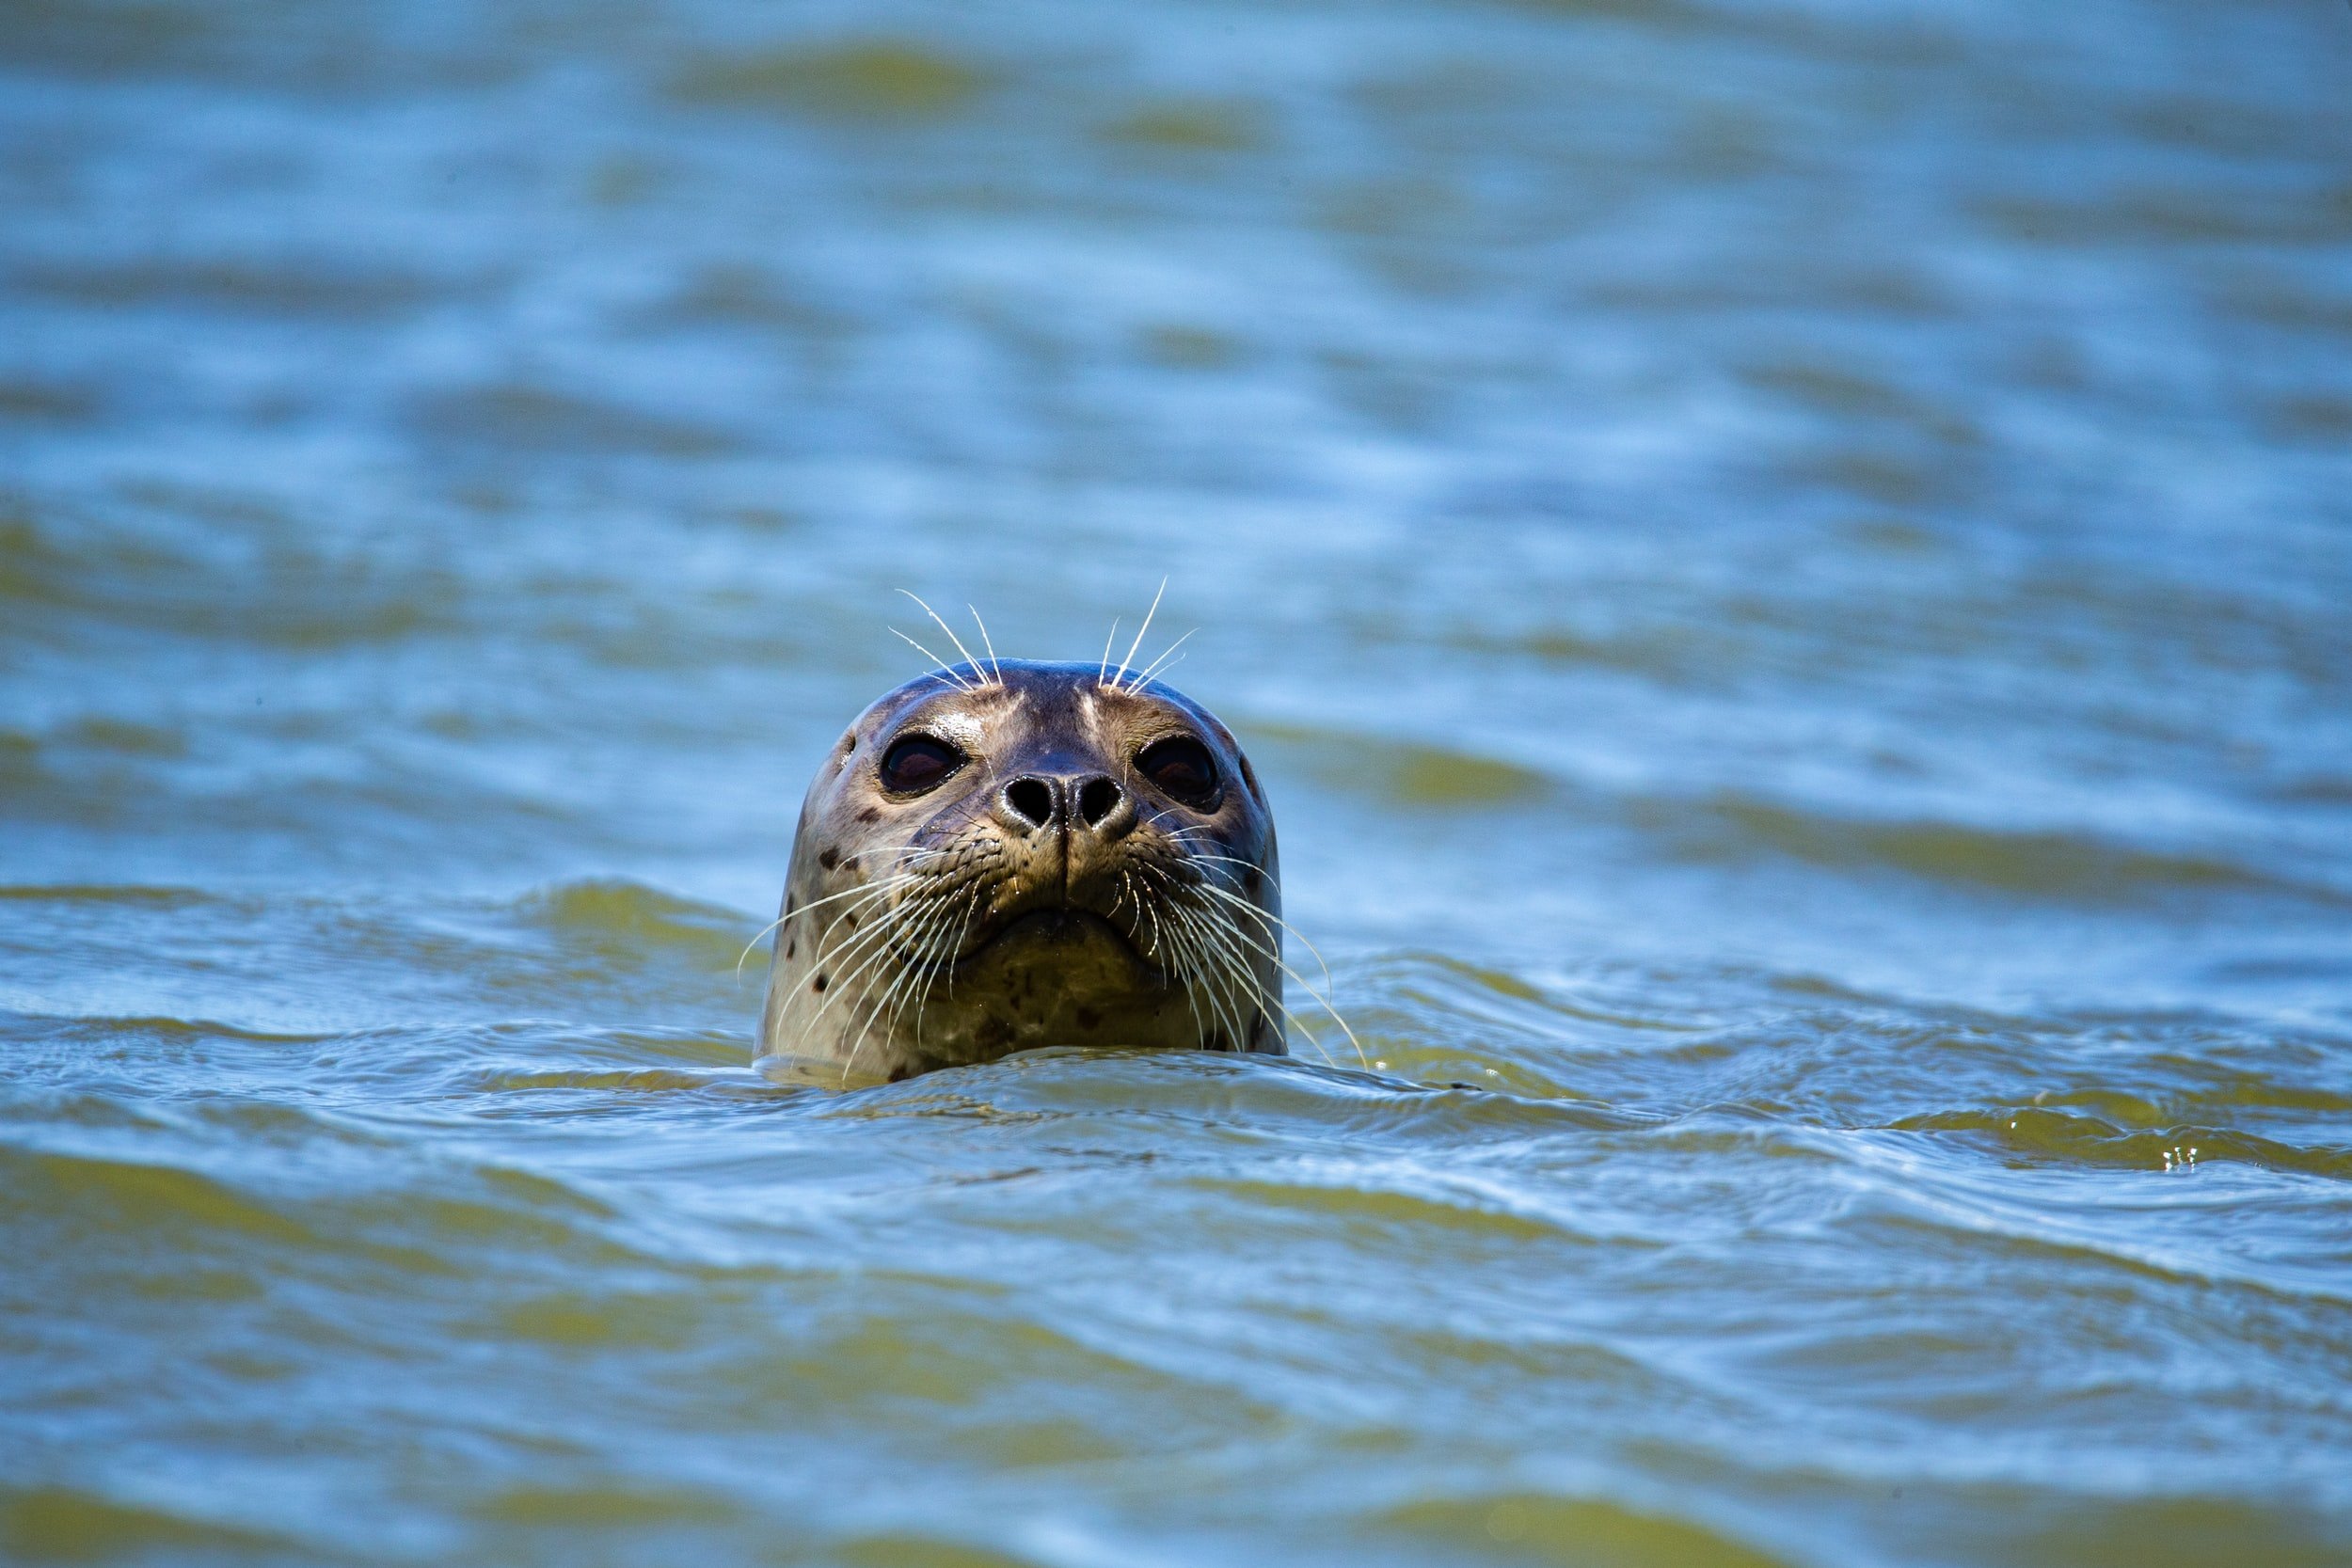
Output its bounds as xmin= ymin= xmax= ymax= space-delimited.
xmin=5 ymin=0 xmax=2352 ymax=1563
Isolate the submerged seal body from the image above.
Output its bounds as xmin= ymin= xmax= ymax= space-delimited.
xmin=757 ymin=659 xmax=1283 ymax=1084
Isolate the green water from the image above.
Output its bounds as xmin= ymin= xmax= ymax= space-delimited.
xmin=5 ymin=0 xmax=2352 ymax=1562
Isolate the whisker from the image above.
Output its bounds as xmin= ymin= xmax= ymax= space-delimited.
xmin=890 ymin=626 xmax=977 ymax=691
xmin=1178 ymin=874 xmax=1340 ymax=999
xmin=898 ymin=590 xmax=991 ymax=687
xmin=864 ymin=925 xmax=929 ymax=1072
xmin=1231 ymin=942 xmax=1369 ymax=1069
xmin=796 ymin=893 xmax=932 ymax=1059
xmin=967 ymin=604 xmax=1004 ymax=684
xmin=1131 ymin=627 xmax=1195 ymax=689
xmin=881 ymin=886 xmax=951 ymax=1034
xmin=858 ymin=900 xmax=933 ymax=1059
xmin=1140 ymin=861 xmax=1252 ymax=1053
xmin=736 ymin=874 xmax=920 ymax=979
xmin=838 ymin=866 xmax=997 ymax=1083
xmin=1111 ymin=578 xmax=1168 ymax=691
xmin=1158 ymin=896 xmax=1240 ymax=1052
xmin=1263 ymin=991 xmax=1341 ymax=1069
xmin=819 ymin=922 xmax=926 ymax=1085
xmin=908 ymin=884 xmax=982 ymax=1042
xmin=1193 ymin=921 xmax=1256 ymax=1053
xmin=1173 ymin=881 xmax=1366 ymax=1069
xmin=936 ymin=883 xmax=986 ymax=1003
xmin=1190 ymin=909 xmax=1298 ymax=1060
xmin=737 ymin=914 xmax=793 ymax=982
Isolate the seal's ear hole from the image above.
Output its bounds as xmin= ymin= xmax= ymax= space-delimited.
xmin=881 ymin=735 xmax=964 ymax=795
xmin=1137 ymin=736 xmax=1219 ymax=808
xmin=1237 ymin=752 xmax=1263 ymax=804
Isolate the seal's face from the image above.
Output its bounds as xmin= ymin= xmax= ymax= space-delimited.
xmin=758 ymin=660 xmax=1282 ymax=1084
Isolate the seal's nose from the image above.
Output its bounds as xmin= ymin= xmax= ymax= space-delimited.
xmin=998 ymin=773 xmax=1129 ymax=834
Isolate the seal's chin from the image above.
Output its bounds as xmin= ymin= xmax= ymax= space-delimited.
xmin=956 ymin=907 xmax=1149 ymax=972
xmin=915 ymin=898 xmax=1195 ymax=1062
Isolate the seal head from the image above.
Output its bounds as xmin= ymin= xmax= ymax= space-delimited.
xmin=757 ymin=659 xmax=1282 ymax=1084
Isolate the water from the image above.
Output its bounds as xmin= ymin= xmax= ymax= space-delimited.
xmin=4 ymin=0 xmax=2351 ymax=1561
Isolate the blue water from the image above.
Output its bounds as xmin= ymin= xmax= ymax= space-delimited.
xmin=5 ymin=0 xmax=2352 ymax=1562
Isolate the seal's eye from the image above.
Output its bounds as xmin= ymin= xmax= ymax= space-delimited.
xmin=880 ymin=736 xmax=964 ymax=795
xmin=1137 ymin=736 xmax=1218 ymax=807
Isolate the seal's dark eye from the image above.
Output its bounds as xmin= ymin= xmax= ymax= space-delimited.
xmin=1137 ymin=736 xmax=1218 ymax=807
xmin=880 ymin=736 xmax=963 ymax=795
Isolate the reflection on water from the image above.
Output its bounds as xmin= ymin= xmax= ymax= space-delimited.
xmin=4 ymin=0 xmax=2351 ymax=1562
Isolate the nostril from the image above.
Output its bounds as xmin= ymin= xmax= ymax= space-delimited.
xmin=1005 ymin=777 xmax=1056 ymax=829
xmin=1075 ymin=776 xmax=1122 ymax=829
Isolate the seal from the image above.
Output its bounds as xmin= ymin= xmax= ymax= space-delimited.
xmin=755 ymin=655 xmax=1286 ymax=1085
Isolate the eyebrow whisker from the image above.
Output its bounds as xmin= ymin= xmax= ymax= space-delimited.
xmin=1111 ymin=578 xmax=1168 ymax=692
xmin=1132 ymin=627 xmax=1194 ymax=689
xmin=966 ymin=603 xmax=1004 ymax=684
xmin=897 ymin=589 xmax=993 ymax=687
xmin=889 ymin=626 xmax=977 ymax=691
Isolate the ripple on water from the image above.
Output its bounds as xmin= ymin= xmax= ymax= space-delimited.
xmin=4 ymin=914 xmax=2349 ymax=1561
